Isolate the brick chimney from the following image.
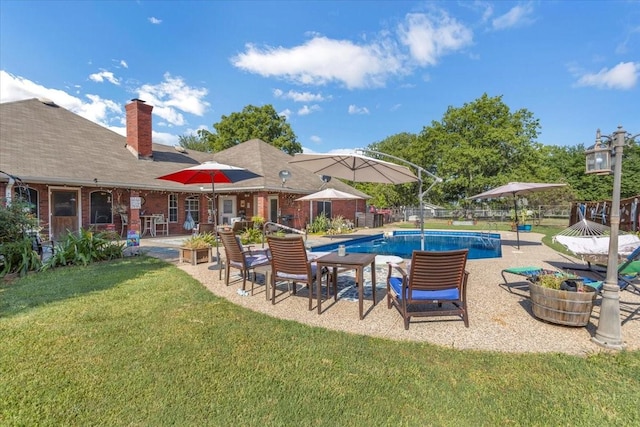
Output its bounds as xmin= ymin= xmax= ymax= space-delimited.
xmin=125 ymin=99 xmax=153 ymax=160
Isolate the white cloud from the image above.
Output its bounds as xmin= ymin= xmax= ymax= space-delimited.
xmin=492 ymin=3 xmax=535 ymax=30
xmin=232 ymin=36 xmax=404 ymax=89
xmin=232 ymin=10 xmax=473 ymax=89
xmin=310 ymin=135 xmax=322 ymax=144
xmin=279 ymin=108 xmax=292 ymax=119
xmin=575 ymin=62 xmax=639 ymax=90
xmin=348 ymin=104 xmax=370 ymax=115
xmin=137 ymin=72 xmax=210 ymax=125
xmin=390 ymin=103 xmax=401 ymax=111
xmin=149 ymin=17 xmax=162 ymax=24
xmin=273 ymin=88 xmax=326 ymax=102
xmin=89 ymin=70 xmax=120 ymax=85
xmin=397 ymin=12 xmax=473 ymax=67
xmin=0 ymin=70 xmax=205 ymax=146
xmin=120 ymin=60 xmax=128 ymax=68
xmin=615 ymin=25 xmax=640 ymax=54
xmin=152 ymin=130 xmax=179 ymax=145
xmin=0 ymin=71 xmax=122 ymax=125
xmin=298 ymin=104 xmax=321 ymax=116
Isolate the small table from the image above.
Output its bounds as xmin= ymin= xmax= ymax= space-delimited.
xmin=140 ymin=215 xmax=156 ymax=237
xmin=314 ymin=252 xmax=377 ymax=319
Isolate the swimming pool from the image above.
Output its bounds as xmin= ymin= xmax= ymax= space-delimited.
xmin=310 ymin=230 xmax=502 ymax=260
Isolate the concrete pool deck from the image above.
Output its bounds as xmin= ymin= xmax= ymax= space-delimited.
xmin=138 ymin=227 xmax=640 ymax=355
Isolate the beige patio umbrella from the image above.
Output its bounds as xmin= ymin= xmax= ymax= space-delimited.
xmin=469 ymin=182 xmax=567 ymax=249
xmin=289 ymin=152 xmax=418 ymax=184
xmin=295 ymin=188 xmax=370 ymax=223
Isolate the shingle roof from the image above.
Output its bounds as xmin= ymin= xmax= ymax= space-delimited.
xmin=0 ymin=98 xmax=368 ymax=197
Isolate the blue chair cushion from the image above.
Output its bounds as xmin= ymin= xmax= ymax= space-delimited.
xmin=388 ymin=276 xmax=459 ymax=301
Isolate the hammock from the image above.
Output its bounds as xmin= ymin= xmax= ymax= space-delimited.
xmin=553 ymin=217 xmax=640 ymax=262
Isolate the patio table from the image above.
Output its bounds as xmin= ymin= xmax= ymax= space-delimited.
xmin=314 ymin=252 xmax=377 ymax=319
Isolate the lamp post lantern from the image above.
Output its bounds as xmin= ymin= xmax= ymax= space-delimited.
xmin=585 ymin=125 xmax=638 ymax=349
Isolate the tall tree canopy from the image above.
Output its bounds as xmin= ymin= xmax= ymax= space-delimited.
xmin=416 ymin=93 xmax=542 ymax=204
xmin=180 ymin=104 xmax=302 ymax=155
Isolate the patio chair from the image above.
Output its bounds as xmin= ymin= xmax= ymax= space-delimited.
xmin=219 ymin=229 xmax=271 ymax=295
xmin=153 ymin=213 xmax=169 ymax=236
xmin=577 ymin=245 xmax=640 ymax=293
xmin=387 ymin=249 xmax=470 ymax=329
xmin=266 ymin=235 xmax=334 ymax=309
xmin=120 ymin=213 xmax=128 ymax=237
xmin=197 ymin=223 xmax=216 ymax=235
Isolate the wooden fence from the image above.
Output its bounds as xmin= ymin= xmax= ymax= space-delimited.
xmin=569 ymin=195 xmax=640 ymax=232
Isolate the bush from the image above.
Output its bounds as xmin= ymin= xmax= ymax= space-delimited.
xmin=240 ymin=227 xmax=263 ymax=245
xmin=308 ymin=213 xmax=330 ymax=233
xmin=0 ymin=200 xmax=42 ymax=277
xmin=41 ymin=228 xmax=125 ymax=271
xmin=0 ymin=236 xmax=41 ymax=277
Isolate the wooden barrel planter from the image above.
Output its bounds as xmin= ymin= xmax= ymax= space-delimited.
xmin=529 ymin=282 xmax=597 ymax=327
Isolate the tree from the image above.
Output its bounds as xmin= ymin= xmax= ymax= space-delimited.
xmin=203 ymin=105 xmax=302 ymax=155
xmin=413 ymin=94 xmax=542 ymax=205
xmin=178 ymin=133 xmax=209 ymax=152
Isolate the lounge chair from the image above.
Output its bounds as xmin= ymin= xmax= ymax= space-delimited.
xmin=386 ymin=249 xmax=470 ymax=329
xmin=500 ymin=254 xmax=639 ymax=293
xmin=501 ymin=267 xmax=602 ymax=292
xmin=579 ymin=245 xmax=640 ymax=293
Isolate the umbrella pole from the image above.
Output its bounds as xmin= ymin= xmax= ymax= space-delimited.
xmin=513 ymin=196 xmax=520 ymax=250
xmin=211 ymin=175 xmax=220 ymax=267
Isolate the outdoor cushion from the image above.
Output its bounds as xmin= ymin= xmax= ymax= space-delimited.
xmin=276 ymin=264 xmax=320 ymax=281
xmin=229 ymin=253 xmax=270 ymax=269
xmin=388 ymin=276 xmax=459 ymax=301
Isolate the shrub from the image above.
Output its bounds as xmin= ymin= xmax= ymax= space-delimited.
xmin=240 ymin=227 xmax=263 ymax=245
xmin=41 ymin=228 xmax=125 ymax=271
xmin=0 ymin=200 xmax=42 ymax=277
xmin=308 ymin=213 xmax=330 ymax=233
xmin=0 ymin=236 xmax=42 ymax=277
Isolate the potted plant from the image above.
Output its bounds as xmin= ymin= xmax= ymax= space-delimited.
xmin=510 ymin=209 xmax=532 ymax=232
xmin=180 ymin=233 xmax=215 ymax=265
xmin=529 ymin=272 xmax=597 ymax=327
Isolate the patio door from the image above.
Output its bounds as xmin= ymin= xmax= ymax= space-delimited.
xmin=269 ymin=196 xmax=279 ymax=223
xmin=219 ymin=196 xmax=236 ymax=225
xmin=51 ymin=189 xmax=80 ymax=240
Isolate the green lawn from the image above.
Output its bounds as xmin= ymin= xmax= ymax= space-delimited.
xmin=1 ymin=257 xmax=639 ymax=426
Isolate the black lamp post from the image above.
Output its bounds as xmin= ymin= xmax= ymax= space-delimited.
xmin=585 ymin=126 xmax=638 ymax=349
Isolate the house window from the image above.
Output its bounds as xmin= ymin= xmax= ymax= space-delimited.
xmin=185 ymin=196 xmax=199 ymax=224
xmin=91 ymin=191 xmax=113 ymax=224
xmin=317 ymin=201 xmax=332 ymax=218
xmin=169 ymin=194 xmax=178 ymax=222
xmin=13 ymin=186 xmax=38 ymax=218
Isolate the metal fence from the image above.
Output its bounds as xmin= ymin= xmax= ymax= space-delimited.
xmin=401 ymin=205 xmax=571 ymax=223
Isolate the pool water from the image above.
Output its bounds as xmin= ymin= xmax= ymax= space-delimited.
xmin=310 ymin=230 xmax=502 ymax=260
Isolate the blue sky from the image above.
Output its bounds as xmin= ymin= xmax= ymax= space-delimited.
xmin=1 ymin=1 xmax=639 ymax=153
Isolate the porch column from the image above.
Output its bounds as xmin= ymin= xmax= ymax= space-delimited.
xmin=129 ymin=190 xmax=141 ymax=234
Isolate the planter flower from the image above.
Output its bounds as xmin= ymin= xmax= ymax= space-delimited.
xmin=180 ymin=234 xmax=214 ymax=265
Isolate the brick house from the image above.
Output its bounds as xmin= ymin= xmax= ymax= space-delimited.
xmin=0 ymin=98 xmax=369 ymax=240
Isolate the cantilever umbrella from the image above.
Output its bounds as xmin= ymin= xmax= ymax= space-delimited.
xmin=157 ymin=161 xmax=261 ymax=266
xmin=468 ymin=182 xmax=567 ymax=249
xmin=289 ymin=152 xmax=418 ymax=184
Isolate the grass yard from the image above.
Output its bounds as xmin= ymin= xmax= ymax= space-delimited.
xmin=1 ymin=257 xmax=639 ymax=426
